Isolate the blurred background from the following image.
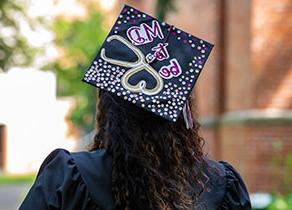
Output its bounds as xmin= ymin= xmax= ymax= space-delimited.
xmin=0 ymin=0 xmax=291 ymax=209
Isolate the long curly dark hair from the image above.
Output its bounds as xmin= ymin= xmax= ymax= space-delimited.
xmin=91 ymin=90 xmax=207 ymax=210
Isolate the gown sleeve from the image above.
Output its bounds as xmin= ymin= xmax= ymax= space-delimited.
xmin=18 ymin=149 xmax=99 ymax=210
xmin=218 ymin=161 xmax=252 ymax=210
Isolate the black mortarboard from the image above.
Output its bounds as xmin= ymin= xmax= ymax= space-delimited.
xmin=82 ymin=4 xmax=213 ymax=123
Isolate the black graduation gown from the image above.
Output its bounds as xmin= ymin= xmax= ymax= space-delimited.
xmin=19 ymin=149 xmax=252 ymax=210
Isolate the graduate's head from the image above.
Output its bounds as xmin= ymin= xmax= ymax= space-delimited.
xmin=92 ymin=89 xmax=206 ymax=210
xmin=84 ymin=5 xmax=213 ymax=209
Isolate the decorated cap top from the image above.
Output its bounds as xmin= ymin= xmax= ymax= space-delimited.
xmin=82 ymin=4 xmax=214 ymax=122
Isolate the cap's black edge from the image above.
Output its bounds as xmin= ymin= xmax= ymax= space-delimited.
xmin=173 ymin=43 xmax=214 ymax=122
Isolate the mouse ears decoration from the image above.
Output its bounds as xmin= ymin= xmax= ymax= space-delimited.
xmin=82 ymin=4 xmax=214 ymax=123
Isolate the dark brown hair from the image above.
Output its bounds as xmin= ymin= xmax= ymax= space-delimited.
xmin=91 ymin=90 xmax=206 ymax=210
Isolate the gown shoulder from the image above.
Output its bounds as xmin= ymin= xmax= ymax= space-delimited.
xmin=19 ymin=148 xmax=114 ymax=210
xmin=200 ymin=159 xmax=252 ymax=210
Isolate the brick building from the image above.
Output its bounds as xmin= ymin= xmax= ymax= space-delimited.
xmin=117 ymin=0 xmax=292 ymax=192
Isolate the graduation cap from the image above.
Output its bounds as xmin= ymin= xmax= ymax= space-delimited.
xmin=82 ymin=4 xmax=214 ymax=126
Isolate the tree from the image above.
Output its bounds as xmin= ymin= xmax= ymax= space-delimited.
xmin=0 ymin=0 xmax=38 ymax=72
xmin=49 ymin=10 xmax=107 ymax=133
xmin=155 ymin=0 xmax=175 ymax=21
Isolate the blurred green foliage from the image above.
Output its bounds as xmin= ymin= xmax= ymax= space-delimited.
xmin=0 ymin=173 xmax=35 ymax=185
xmin=49 ymin=11 xmax=107 ymax=133
xmin=252 ymin=194 xmax=292 ymax=210
xmin=250 ymin=140 xmax=292 ymax=210
xmin=267 ymin=194 xmax=292 ymax=210
xmin=155 ymin=0 xmax=175 ymax=21
xmin=0 ymin=0 xmax=38 ymax=72
xmin=271 ymin=139 xmax=292 ymax=192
